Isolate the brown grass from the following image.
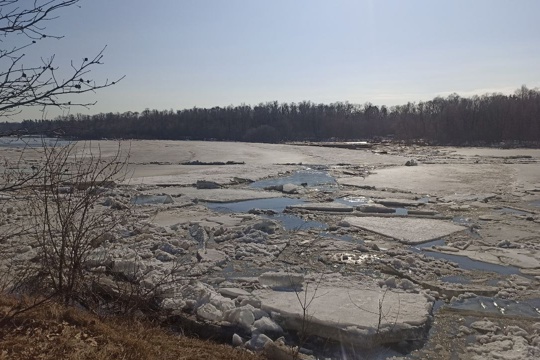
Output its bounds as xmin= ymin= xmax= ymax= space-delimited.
xmin=0 ymin=295 xmax=262 ymax=360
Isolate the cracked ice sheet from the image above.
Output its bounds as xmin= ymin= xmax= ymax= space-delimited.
xmin=254 ymin=285 xmax=433 ymax=348
xmin=343 ymin=216 xmax=466 ymax=244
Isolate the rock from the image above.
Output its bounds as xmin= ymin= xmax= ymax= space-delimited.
xmin=219 ymin=287 xmax=252 ymax=298
xmin=15 ymin=245 xmax=32 ymax=254
xmin=470 ymin=319 xmax=500 ymax=334
xmin=459 ymin=325 xmax=474 ymax=336
xmin=232 ymin=333 xmax=244 ymax=347
xmin=253 ymin=317 xmax=283 ymax=335
xmin=224 ymin=306 xmax=255 ymax=329
xmin=197 ymin=249 xmax=228 ymax=266
xmin=239 ymin=229 xmax=268 ymax=244
xmin=505 ymin=325 xmax=528 ymax=337
xmin=287 ymin=203 xmax=354 ymax=212
xmin=210 ymin=295 xmax=236 ymax=312
xmin=399 ymin=279 xmax=416 ymax=291
xmin=264 ymin=185 xmax=284 ymax=192
xmin=338 ymin=220 xmax=351 ymax=227
xmin=197 ymin=303 xmax=223 ymax=322
xmin=196 ymin=180 xmax=221 ymax=189
xmin=131 ymin=194 xmax=174 ymax=205
xmin=264 ymin=339 xmax=315 ymax=360
xmin=358 ymin=204 xmax=395 ymax=213
xmin=479 ymin=214 xmax=500 ymax=221
xmin=252 ymin=307 xmax=269 ymax=320
xmin=58 ymin=186 xmax=74 ymax=194
xmin=91 ymin=232 xmax=115 ymax=247
xmin=103 ymin=197 xmax=128 ymax=210
xmin=259 ymin=272 xmax=304 ymax=290
xmin=282 ymin=183 xmax=301 ymax=194
xmin=112 ymin=258 xmax=146 ymax=281
xmin=375 ymin=198 xmax=420 ymax=207
xmin=177 ymin=239 xmax=192 ymax=250
xmin=249 ymin=219 xmax=281 ymax=234
xmin=246 ymin=333 xmax=273 ymax=350
xmin=239 ymin=296 xmax=262 ymax=308
xmin=384 ymin=277 xmax=397 ymax=288
xmin=154 ymin=249 xmax=176 ymax=262
xmin=405 ymin=159 xmax=418 ymax=166
xmin=497 ymin=239 xmax=519 ymax=248
xmin=175 ymin=281 xmax=214 ymax=311
xmin=86 ymin=248 xmax=113 ymax=268
xmin=189 ymin=223 xmax=209 ymax=246
xmin=249 ymin=208 xmax=278 ymax=215
xmin=159 ymin=242 xmax=182 ymax=255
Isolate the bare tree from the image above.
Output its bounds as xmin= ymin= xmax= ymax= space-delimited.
xmin=0 ymin=0 xmax=123 ymax=119
xmin=26 ymin=141 xmax=129 ymax=305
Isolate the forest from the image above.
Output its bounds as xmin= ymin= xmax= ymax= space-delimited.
xmin=2 ymin=86 xmax=540 ymax=145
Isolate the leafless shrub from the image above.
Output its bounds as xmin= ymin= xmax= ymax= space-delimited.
xmin=24 ymin=141 xmax=129 ymax=305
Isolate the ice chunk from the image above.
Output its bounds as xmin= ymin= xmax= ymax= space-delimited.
xmin=253 ymin=317 xmax=283 ymax=335
xmin=197 ymin=303 xmax=223 ymax=322
xmin=224 ymin=306 xmax=255 ymax=329
xmin=259 ymin=271 xmax=304 ymax=290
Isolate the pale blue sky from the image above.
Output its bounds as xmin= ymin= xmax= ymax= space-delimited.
xmin=7 ymin=0 xmax=540 ymax=120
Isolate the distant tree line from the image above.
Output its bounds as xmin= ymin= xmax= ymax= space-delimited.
xmin=2 ymin=86 xmax=540 ymax=145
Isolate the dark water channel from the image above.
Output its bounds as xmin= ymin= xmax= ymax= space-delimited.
xmin=410 ymin=240 xmax=523 ymax=276
xmin=206 ymin=197 xmax=327 ymax=231
xmin=250 ymin=167 xmax=338 ymax=192
xmin=207 ymin=197 xmax=303 ymax=213
xmin=497 ymin=207 xmax=532 ymax=216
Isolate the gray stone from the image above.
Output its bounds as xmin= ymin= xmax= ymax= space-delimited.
xmin=219 ymin=287 xmax=252 ymax=298
xmin=131 ymin=194 xmax=174 ymax=205
xmin=405 ymin=159 xmax=418 ymax=166
xmin=224 ymin=306 xmax=255 ymax=329
xmin=470 ymin=319 xmax=500 ymax=334
xmin=259 ymin=272 xmax=304 ymax=290
xmin=196 ymin=180 xmax=221 ymax=189
xmin=282 ymin=183 xmax=301 ymax=194
xmin=374 ymin=198 xmax=420 ymax=207
xmin=253 ymin=317 xmax=283 ymax=335
xmin=249 ymin=219 xmax=281 ymax=234
xmin=358 ymin=204 xmax=395 ymax=213
xmin=232 ymin=333 xmax=244 ymax=347
xmin=155 ymin=249 xmax=176 ymax=262
xmin=246 ymin=333 xmax=273 ymax=350
xmin=196 ymin=303 xmax=223 ymax=322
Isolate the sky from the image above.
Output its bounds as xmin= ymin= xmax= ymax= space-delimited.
xmin=4 ymin=0 xmax=540 ymax=120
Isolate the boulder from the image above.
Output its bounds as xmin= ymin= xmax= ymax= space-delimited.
xmin=282 ymin=183 xmax=301 ymax=194
xmin=358 ymin=204 xmax=395 ymax=213
xmin=196 ymin=180 xmax=221 ymax=189
xmin=253 ymin=317 xmax=283 ymax=335
xmin=246 ymin=333 xmax=273 ymax=350
xmin=405 ymin=159 xmax=418 ymax=166
xmin=197 ymin=303 xmax=223 ymax=322
xmin=224 ymin=306 xmax=255 ymax=329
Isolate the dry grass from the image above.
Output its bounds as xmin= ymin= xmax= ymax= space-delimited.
xmin=0 ymin=295 xmax=262 ymax=360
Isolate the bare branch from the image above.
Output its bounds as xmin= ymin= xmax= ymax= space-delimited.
xmin=0 ymin=1 xmax=123 ymax=118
